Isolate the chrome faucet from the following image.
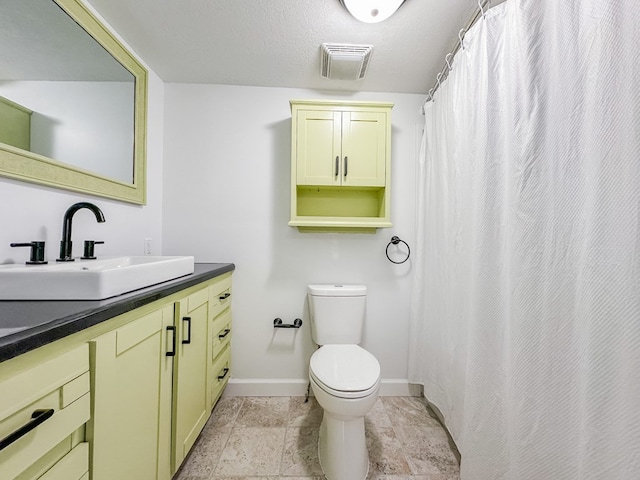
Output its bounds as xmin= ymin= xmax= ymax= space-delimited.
xmin=57 ymin=202 xmax=106 ymax=262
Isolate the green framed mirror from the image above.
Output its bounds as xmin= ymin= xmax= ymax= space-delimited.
xmin=0 ymin=0 xmax=147 ymax=204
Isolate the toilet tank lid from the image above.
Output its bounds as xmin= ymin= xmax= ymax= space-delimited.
xmin=308 ymin=284 xmax=366 ymax=296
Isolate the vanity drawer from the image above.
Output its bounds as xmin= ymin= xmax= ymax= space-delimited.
xmin=211 ymin=309 xmax=232 ymax=361
xmin=0 ymin=345 xmax=90 ymax=480
xmin=38 ymin=442 xmax=89 ymax=480
xmin=209 ymin=275 xmax=232 ymax=320
xmin=211 ymin=346 xmax=231 ymax=407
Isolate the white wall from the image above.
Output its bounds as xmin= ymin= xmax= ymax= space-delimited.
xmin=162 ymin=84 xmax=423 ymax=395
xmin=0 ymin=8 xmax=164 ymax=264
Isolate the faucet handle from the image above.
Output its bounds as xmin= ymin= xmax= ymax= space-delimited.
xmin=81 ymin=240 xmax=105 ymax=260
xmin=10 ymin=241 xmax=48 ymax=265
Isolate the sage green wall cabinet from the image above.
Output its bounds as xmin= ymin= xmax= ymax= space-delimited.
xmin=90 ymin=306 xmax=174 ymax=480
xmin=0 ymin=345 xmax=90 ymax=480
xmin=289 ymin=100 xmax=393 ymax=232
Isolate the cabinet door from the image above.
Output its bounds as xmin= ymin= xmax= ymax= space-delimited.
xmin=341 ymin=110 xmax=387 ymax=187
xmin=90 ymin=306 xmax=173 ymax=480
xmin=173 ymin=288 xmax=209 ymax=470
xmin=295 ymin=109 xmax=387 ymax=188
xmin=295 ymin=109 xmax=342 ymax=186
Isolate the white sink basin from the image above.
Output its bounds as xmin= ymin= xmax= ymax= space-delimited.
xmin=0 ymin=256 xmax=195 ymax=300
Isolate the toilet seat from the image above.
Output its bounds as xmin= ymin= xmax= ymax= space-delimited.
xmin=310 ymin=344 xmax=380 ymax=399
xmin=310 ymin=370 xmax=380 ymax=399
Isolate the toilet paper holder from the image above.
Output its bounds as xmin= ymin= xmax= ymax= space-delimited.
xmin=273 ymin=318 xmax=303 ymax=329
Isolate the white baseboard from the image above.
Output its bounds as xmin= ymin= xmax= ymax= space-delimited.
xmin=223 ymin=378 xmax=421 ymax=397
xmin=223 ymin=379 xmax=309 ymax=397
xmin=379 ymin=380 xmax=423 ymax=397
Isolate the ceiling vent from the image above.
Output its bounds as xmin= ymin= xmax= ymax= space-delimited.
xmin=320 ymin=43 xmax=373 ymax=80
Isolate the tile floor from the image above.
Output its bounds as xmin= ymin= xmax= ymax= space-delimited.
xmin=175 ymin=396 xmax=460 ymax=480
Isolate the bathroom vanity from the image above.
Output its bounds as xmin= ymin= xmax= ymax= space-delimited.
xmin=0 ymin=263 xmax=234 ymax=480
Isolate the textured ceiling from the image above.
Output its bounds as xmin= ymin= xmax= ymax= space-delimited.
xmin=85 ymin=0 xmax=482 ymax=95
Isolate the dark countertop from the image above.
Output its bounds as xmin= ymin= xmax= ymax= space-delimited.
xmin=0 ymin=263 xmax=235 ymax=363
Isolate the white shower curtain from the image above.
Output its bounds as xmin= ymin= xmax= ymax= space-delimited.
xmin=409 ymin=1 xmax=640 ymax=478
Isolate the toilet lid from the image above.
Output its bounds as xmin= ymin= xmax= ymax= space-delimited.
xmin=310 ymin=345 xmax=380 ymax=392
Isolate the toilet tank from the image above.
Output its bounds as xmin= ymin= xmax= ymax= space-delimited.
xmin=307 ymin=284 xmax=367 ymax=345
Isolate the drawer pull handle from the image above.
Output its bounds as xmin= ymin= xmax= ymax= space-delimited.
xmin=218 ymin=328 xmax=231 ymax=339
xmin=0 ymin=409 xmax=55 ymax=451
xmin=344 ymin=156 xmax=348 ymax=178
xmin=166 ymin=325 xmax=177 ymax=356
xmin=335 ymin=156 xmax=339 ymax=177
xmin=182 ymin=316 xmax=192 ymax=345
xmin=217 ymin=368 xmax=229 ymax=381
xmin=219 ymin=292 xmax=231 ymax=301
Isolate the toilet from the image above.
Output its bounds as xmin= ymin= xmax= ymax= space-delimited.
xmin=307 ymin=284 xmax=381 ymax=480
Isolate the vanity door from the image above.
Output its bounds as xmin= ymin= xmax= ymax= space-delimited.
xmin=90 ymin=306 xmax=174 ymax=480
xmin=172 ymin=287 xmax=210 ymax=471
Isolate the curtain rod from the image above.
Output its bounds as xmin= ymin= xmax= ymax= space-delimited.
xmin=423 ymin=0 xmax=491 ymax=109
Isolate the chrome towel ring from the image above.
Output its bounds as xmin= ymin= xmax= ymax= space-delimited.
xmin=386 ymin=236 xmax=410 ymax=264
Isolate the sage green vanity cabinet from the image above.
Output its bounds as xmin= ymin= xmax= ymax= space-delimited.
xmin=0 ymin=268 xmax=233 ymax=480
xmin=90 ymin=273 xmax=233 ymax=478
xmin=289 ymin=100 xmax=393 ymax=232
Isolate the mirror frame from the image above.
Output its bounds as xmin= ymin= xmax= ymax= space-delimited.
xmin=0 ymin=0 xmax=147 ymax=204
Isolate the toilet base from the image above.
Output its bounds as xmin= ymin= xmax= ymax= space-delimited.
xmin=318 ymin=412 xmax=369 ymax=480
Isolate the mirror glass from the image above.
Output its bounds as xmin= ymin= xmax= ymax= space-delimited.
xmin=0 ymin=0 xmax=147 ymax=204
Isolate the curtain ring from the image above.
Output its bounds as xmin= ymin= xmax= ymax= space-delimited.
xmin=458 ymin=28 xmax=466 ymax=49
xmin=478 ymin=0 xmax=486 ymax=18
xmin=386 ymin=236 xmax=411 ymax=264
xmin=445 ymin=53 xmax=453 ymax=71
xmin=436 ymin=72 xmax=443 ymax=89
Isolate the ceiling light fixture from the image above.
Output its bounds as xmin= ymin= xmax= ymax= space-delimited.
xmin=339 ymin=0 xmax=406 ymax=23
